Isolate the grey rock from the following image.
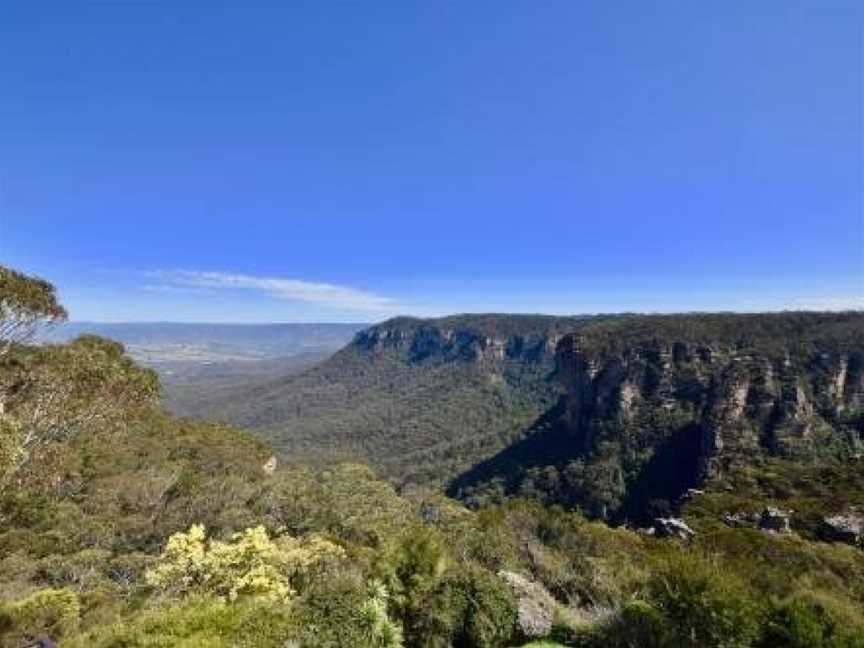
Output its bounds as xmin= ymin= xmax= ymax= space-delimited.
xmin=723 ymin=511 xmax=759 ymax=528
xmin=759 ymin=506 xmax=792 ymax=534
xmin=820 ymin=510 xmax=863 ymax=546
xmin=653 ymin=517 xmax=695 ymax=540
xmin=498 ymin=570 xmax=556 ymax=639
xmin=262 ymin=455 xmax=278 ymax=475
xmin=682 ymin=488 xmax=705 ymax=501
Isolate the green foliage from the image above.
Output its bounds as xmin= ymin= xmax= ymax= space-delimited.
xmin=0 ymin=335 xmax=159 ymax=485
xmin=67 ymin=596 xmax=295 ymax=647
xmin=357 ymin=580 xmax=405 ymax=648
xmin=572 ymin=312 xmax=864 ymax=359
xmin=412 ymin=565 xmax=517 ymax=648
xmin=606 ymin=600 xmax=669 ymax=648
xmin=0 ymin=265 xmax=67 ymax=353
xmin=761 ymin=589 xmax=864 ymax=648
xmin=647 ymin=552 xmax=762 ymax=648
xmin=0 ymin=588 xmax=80 ymax=646
xmin=260 ymin=463 xmax=414 ymax=545
xmin=683 ymin=456 xmax=864 ymax=542
xmin=287 ymin=576 xmax=403 ymax=648
xmin=560 ymin=443 xmax=627 ymax=519
xmin=444 ymin=565 xmax=516 ymax=648
xmin=376 ymin=525 xmax=449 ymax=641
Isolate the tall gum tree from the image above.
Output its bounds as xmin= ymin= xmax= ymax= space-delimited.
xmin=0 ymin=265 xmax=158 ymax=488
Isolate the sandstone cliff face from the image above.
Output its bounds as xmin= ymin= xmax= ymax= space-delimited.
xmin=556 ymin=336 xmax=864 ymax=481
xmin=353 ymin=315 xmax=591 ymax=366
xmin=448 ymin=313 xmax=864 ymax=519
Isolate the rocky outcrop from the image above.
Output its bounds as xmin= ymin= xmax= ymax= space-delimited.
xmin=262 ymin=455 xmax=278 ymax=475
xmin=498 ymin=571 xmax=556 ymax=639
xmin=724 ymin=511 xmax=760 ymax=528
xmin=448 ymin=314 xmax=863 ymax=521
xmin=653 ymin=517 xmax=695 ymax=540
xmin=820 ymin=509 xmax=863 ymax=546
xmin=555 ymin=321 xmax=864 ymax=486
xmin=759 ymin=507 xmax=792 ymax=534
xmin=354 ymin=315 xmax=597 ymax=366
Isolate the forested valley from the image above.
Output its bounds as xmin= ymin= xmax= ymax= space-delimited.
xmin=1 ymin=264 xmax=863 ymax=648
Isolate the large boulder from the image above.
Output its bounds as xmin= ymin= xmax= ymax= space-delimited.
xmin=820 ymin=509 xmax=863 ymax=546
xmin=497 ymin=570 xmax=556 ymax=639
xmin=759 ymin=507 xmax=792 ymax=534
xmin=653 ymin=517 xmax=695 ymax=540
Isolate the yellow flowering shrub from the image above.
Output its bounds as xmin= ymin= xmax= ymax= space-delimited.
xmin=146 ymin=524 xmax=345 ymax=602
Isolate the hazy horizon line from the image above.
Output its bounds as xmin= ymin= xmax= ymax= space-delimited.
xmin=58 ymin=307 xmax=864 ymax=326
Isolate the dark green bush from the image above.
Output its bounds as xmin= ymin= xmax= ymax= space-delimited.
xmin=287 ymin=576 xmax=402 ymax=648
xmin=411 ymin=565 xmax=516 ymax=648
xmin=450 ymin=566 xmax=516 ymax=648
xmin=609 ymin=600 xmax=669 ymax=648
xmin=0 ymin=588 xmax=80 ymax=647
xmin=647 ymin=552 xmax=762 ymax=648
xmin=760 ymin=590 xmax=864 ymax=648
xmin=762 ymin=598 xmax=831 ymax=648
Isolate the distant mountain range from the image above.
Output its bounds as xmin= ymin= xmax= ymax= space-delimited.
xmin=40 ymin=321 xmax=364 ymax=356
xmin=38 ymin=322 xmax=364 ymax=406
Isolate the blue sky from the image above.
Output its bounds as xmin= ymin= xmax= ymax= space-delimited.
xmin=1 ymin=1 xmax=861 ymax=322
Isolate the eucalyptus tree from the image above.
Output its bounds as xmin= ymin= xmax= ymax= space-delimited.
xmin=0 ymin=265 xmax=158 ymax=487
xmin=0 ymin=264 xmax=67 ymax=355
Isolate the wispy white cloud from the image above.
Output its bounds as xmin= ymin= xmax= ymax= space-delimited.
xmin=142 ymin=283 xmax=217 ymax=296
xmin=784 ymin=295 xmax=864 ymax=311
xmin=146 ymin=270 xmax=398 ymax=312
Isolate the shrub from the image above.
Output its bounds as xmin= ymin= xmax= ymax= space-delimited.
xmin=608 ymin=600 xmax=669 ymax=648
xmin=287 ymin=576 xmax=403 ymax=648
xmin=761 ymin=589 xmax=864 ymax=648
xmin=66 ymin=596 xmax=295 ymax=647
xmin=0 ymin=587 xmax=80 ymax=645
xmin=647 ymin=552 xmax=762 ymax=648
xmin=762 ymin=598 xmax=829 ymax=648
xmin=376 ymin=525 xmax=449 ymax=640
xmin=145 ymin=523 xmax=345 ymax=602
xmin=37 ymin=548 xmax=112 ymax=591
xmin=451 ymin=567 xmax=516 ymax=648
xmin=410 ymin=565 xmax=517 ymax=648
xmin=358 ymin=580 xmax=404 ymax=648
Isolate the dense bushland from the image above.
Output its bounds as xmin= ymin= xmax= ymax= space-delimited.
xmin=1 ymin=265 xmax=863 ymax=647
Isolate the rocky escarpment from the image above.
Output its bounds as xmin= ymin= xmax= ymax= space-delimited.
xmin=353 ymin=314 xmax=596 ymax=366
xmin=450 ymin=312 xmax=864 ymax=520
xmin=558 ymin=334 xmax=864 ymax=483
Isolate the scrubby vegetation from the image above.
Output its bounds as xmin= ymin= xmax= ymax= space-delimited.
xmin=1 ymin=265 xmax=863 ymax=646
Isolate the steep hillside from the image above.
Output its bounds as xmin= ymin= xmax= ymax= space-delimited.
xmin=451 ymin=312 xmax=864 ymax=522
xmin=198 ymin=315 xmax=602 ymax=484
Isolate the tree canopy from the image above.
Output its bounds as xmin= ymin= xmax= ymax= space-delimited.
xmin=0 ymin=265 xmax=67 ymax=355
